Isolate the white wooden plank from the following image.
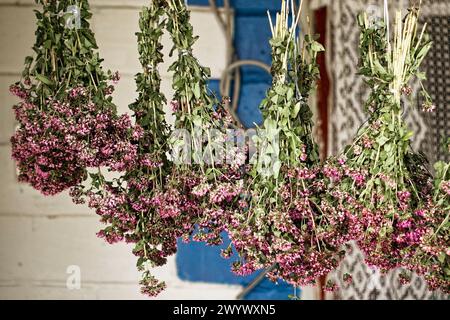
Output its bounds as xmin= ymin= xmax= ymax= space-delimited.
xmin=0 ymin=214 xmax=242 ymax=299
xmin=0 ymin=3 xmax=227 ymax=78
xmin=0 ymin=283 xmax=98 ymax=299
xmin=0 ymin=7 xmax=35 ymax=74
xmin=111 ymin=74 xmax=174 ymax=116
xmin=92 ymin=7 xmax=226 ymax=78
xmin=99 ymin=282 xmax=241 ymax=300
xmin=0 ymin=280 xmax=241 ymax=300
xmin=0 ymin=215 xmax=180 ymax=283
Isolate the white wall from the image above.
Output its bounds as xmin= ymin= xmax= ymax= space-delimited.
xmin=0 ymin=0 xmax=243 ymax=300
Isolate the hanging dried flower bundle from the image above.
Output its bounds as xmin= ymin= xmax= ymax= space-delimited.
xmin=72 ymin=2 xmax=172 ymax=297
xmin=72 ymin=0 xmax=242 ymax=296
xmin=163 ymin=0 xmax=246 ymax=247
xmin=10 ymin=0 xmax=137 ymax=195
xmin=321 ymin=4 xmax=450 ymax=292
xmin=223 ymin=2 xmax=353 ymax=288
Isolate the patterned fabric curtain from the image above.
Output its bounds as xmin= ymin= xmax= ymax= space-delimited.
xmin=318 ymin=0 xmax=449 ymax=299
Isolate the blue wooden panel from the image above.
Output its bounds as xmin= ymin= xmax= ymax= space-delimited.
xmin=236 ymin=82 xmax=267 ymax=128
xmin=234 ymin=14 xmax=274 ymax=83
xmin=176 ymin=232 xmax=256 ymax=285
xmin=188 ymin=0 xmax=282 ymax=13
xmin=245 ymin=280 xmax=296 ymax=300
xmin=176 ymin=233 xmax=296 ymax=299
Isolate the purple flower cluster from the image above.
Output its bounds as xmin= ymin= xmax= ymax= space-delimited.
xmin=10 ymin=81 xmax=138 ymax=195
xmin=320 ymin=135 xmax=450 ymax=293
xmin=223 ymin=163 xmax=358 ymax=288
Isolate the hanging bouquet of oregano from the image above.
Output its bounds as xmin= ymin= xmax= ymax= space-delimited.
xmin=163 ymin=0 xmax=246 ymax=247
xmin=322 ymin=5 xmax=437 ymax=283
xmin=72 ymin=2 xmax=173 ymax=297
xmin=10 ymin=0 xmax=137 ymax=195
xmin=73 ymin=0 xmax=243 ymax=296
xmin=225 ymin=2 xmax=353 ymax=287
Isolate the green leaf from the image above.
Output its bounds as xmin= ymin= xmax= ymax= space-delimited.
xmin=292 ymin=102 xmax=301 ymax=117
xmin=273 ymin=160 xmax=281 ymax=178
xmin=192 ymin=115 xmax=202 ymax=127
xmin=193 ymin=82 xmax=201 ymax=99
xmin=373 ymin=59 xmax=387 ymax=76
xmin=402 ymin=130 xmax=414 ymax=141
xmin=376 ymin=136 xmax=389 ymax=146
xmin=24 ymin=56 xmax=33 ymax=65
xmin=36 ymin=74 xmax=54 ymax=86
xmin=286 ymin=87 xmax=294 ymax=101
xmin=43 ymin=39 xmax=52 ymax=49
xmin=270 ymin=94 xmax=279 ymax=104
xmin=275 ymin=85 xmax=287 ymax=96
xmin=438 ymin=252 xmax=446 ymax=263
xmin=416 ymin=71 xmax=427 ymax=80
xmin=415 ymin=43 xmax=431 ymax=60
xmin=310 ymin=41 xmax=325 ymax=53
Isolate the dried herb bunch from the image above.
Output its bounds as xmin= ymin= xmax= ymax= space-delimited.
xmin=72 ymin=1 xmax=174 ymax=297
xmin=224 ymin=2 xmax=352 ymax=287
xmin=73 ymin=0 xmax=243 ymax=296
xmin=10 ymin=0 xmax=136 ymax=195
xmin=322 ymin=4 xmax=446 ymax=291
xmin=163 ymin=0 xmax=246 ymax=247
